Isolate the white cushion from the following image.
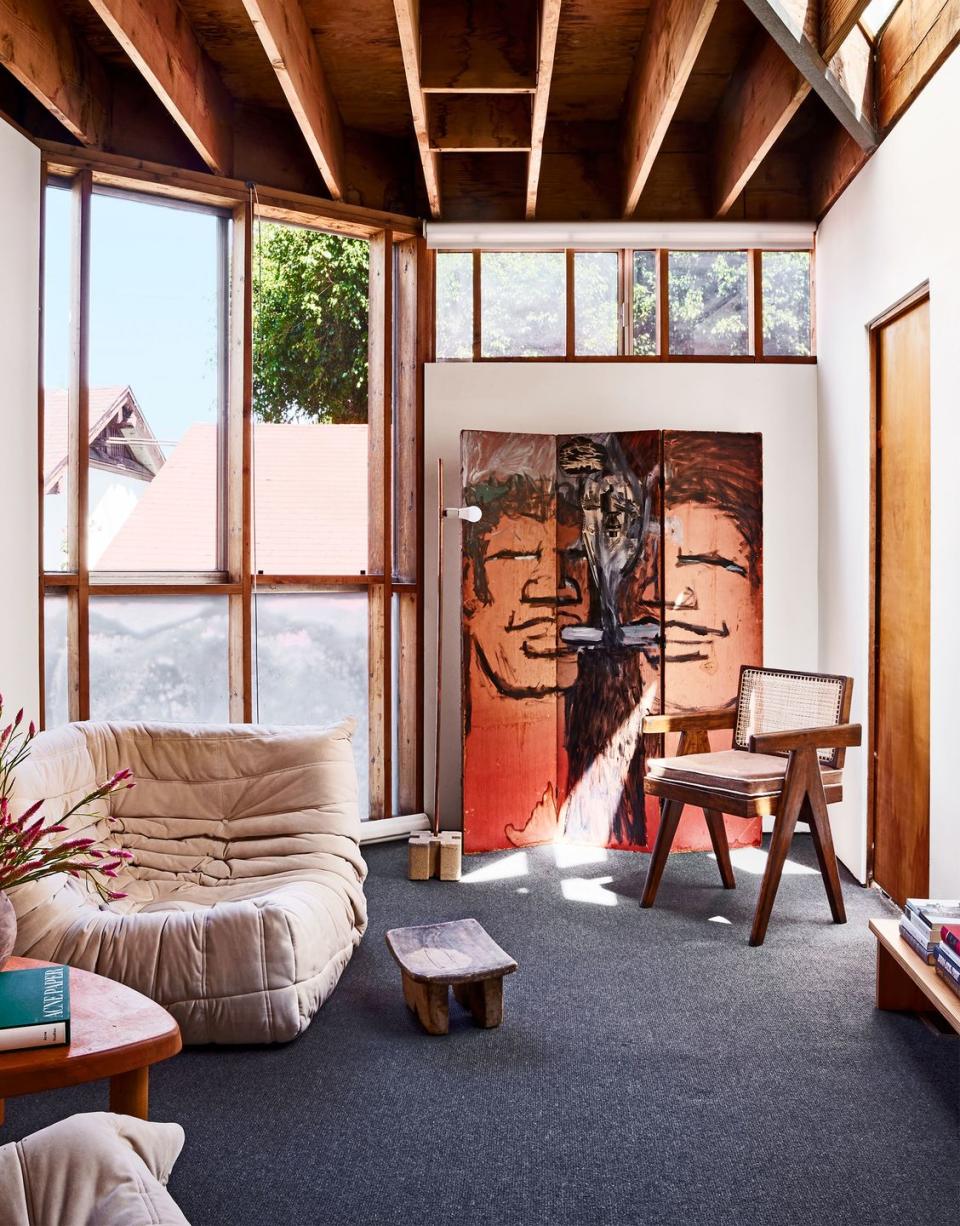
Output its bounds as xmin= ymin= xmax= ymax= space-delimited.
xmin=647 ymin=748 xmax=842 ymax=798
xmin=0 ymin=1112 xmax=189 ymax=1225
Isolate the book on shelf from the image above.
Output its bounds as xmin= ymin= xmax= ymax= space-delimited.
xmin=935 ymin=948 xmax=960 ymax=999
xmin=940 ymin=925 xmax=960 ymax=959
xmin=903 ymin=899 xmax=960 ymax=944
xmin=0 ymin=964 xmax=71 ymax=1053
xmin=936 ymin=939 xmax=960 ymax=975
xmin=899 ymin=917 xmax=937 ymax=965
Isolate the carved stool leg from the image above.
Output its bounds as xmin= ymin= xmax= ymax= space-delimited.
xmin=641 ymin=799 xmax=684 ymax=907
xmin=403 ymin=972 xmax=449 ymax=1034
xmin=454 ymin=977 xmax=504 ymax=1028
xmin=703 ymin=808 xmax=736 ymax=889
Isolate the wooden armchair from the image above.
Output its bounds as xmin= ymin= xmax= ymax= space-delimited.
xmin=640 ymin=667 xmax=861 ymax=946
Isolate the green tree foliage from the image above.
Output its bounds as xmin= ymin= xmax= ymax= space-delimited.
xmin=632 ymin=251 xmax=657 ymax=356
xmin=761 ymin=251 xmax=811 ymax=356
xmin=481 ymin=252 xmax=566 ymax=356
xmin=668 ymin=251 xmax=749 ymax=356
xmin=252 ymin=223 xmax=369 ymax=424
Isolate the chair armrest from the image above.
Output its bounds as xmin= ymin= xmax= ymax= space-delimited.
xmin=642 ymin=708 xmax=736 ymax=735
xmin=749 ymin=723 xmax=862 ymax=754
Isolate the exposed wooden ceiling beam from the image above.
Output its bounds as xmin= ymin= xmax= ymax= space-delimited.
xmin=393 ymin=0 xmax=441 ymax=217
xmin=86 ymin=0 xmax=233 ymax=174
xmin=241 ymin=0 xmax=345 ymax=200
xmin=876 ymin=0 xmax=960 ymax=129
xmin=621 ymin=0 xmax=720 ymax=216
xmin=0 ymin=0 xmax=109 ymax=145
xmin=525 ymin=0 xmax=561 ymax=219
xmin=738 ymin=0 xmax=878 ymax=149
xmin=810 ymin=123 xmax=867 ymax=216
xmin=713 ymin=34 xmax=810 ymax=216
xmin=820 ymin=0 xmax=872 ymax=60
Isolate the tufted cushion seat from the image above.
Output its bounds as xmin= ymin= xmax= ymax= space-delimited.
xmin=9 ymin=720 xmax=367 ymax=1045
xmin=0 ymin=1112 xmax=190 ymax=1225
xmin=646 ymin=749 xmax=843 ymax=798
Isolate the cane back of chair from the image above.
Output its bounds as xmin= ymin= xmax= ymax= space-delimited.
xmin=733 ymin=667 xmax=853 ymax=769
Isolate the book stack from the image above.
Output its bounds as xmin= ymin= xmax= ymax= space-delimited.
xmin=900 ymin=898 xmax=960 ymax=965
xmin=0 ymin=963 xmax=71 ymax=1052
xmin=936 ymin=924 xmax=960 ymax=1000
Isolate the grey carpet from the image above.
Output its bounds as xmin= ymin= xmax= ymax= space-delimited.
xmin=5 ymin=836 xmax=958 ymax=1225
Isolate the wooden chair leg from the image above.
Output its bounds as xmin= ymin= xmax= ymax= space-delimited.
xmin=803 ymin=786 xmax=847 ymax=924
xmin=703 ymin=808 xmax=736 ymax=889
xmin=641 ymin=799 xmax=684 ymax=908
xmin=750 ymin=763 xmax=806 ymax=946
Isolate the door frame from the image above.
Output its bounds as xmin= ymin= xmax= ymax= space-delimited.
xmin=865 ymin=280 xmax=930 ymax=884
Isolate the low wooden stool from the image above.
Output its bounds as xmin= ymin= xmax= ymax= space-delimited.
xmin=385 ymin=918 xmax=517 ymax=1035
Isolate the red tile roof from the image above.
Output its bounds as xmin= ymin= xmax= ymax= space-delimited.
xmin=96 ymin=422 xmax=369 ymax=574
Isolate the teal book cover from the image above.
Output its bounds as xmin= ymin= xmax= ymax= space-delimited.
xmin=0 ymin=964 xmax=71 ymax=1049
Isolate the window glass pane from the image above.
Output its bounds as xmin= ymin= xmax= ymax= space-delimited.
xmin=481 ymin=252 xmax=565 ymax=357
xmin=88 ymin=193 xmax=226 ymax=572
xmin=574 ymin=252 xmax=619 ymax=356
xmin=435 ymin=252 xmax=473 ymax=360
xmin=762 ymin=251 xmax=812 ymax=357
xmin=43 ymin=592 xmax=70 ymax=728
xmin=89 ymin=596 xmax=229 ymax=722
xmin=632 ymin=250 xmax=657 ymax=355
xmin=254 ymin=592 xmax=369 ymax=810
xmin=43 ymin=185 xmax=73 ymax=572
xmin=252 ymin=222 xmax=369 ymax=575
xmin=668 ymin=251 xmax=749 ymax=357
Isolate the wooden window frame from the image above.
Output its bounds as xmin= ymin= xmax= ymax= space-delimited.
xmin=433 ymin=246 xmax=817 ymax=365
xmin=38 ymin=153 xmax=425 ymax=822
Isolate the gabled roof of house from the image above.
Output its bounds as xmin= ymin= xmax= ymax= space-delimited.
xmin=95 ymin=422 xmax=368 ymax=575
xmin=44 ymin=386 xmax=164 ymax=491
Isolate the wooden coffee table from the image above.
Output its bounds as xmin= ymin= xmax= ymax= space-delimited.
xmin=0 ymin=957 xmax=181 ymax=1126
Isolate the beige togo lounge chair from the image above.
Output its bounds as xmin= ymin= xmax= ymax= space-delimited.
xmin=9 ymin=720 xmax=367 ymax=1045
xmin=0 ymin=1112 xmax=190 ymax=1226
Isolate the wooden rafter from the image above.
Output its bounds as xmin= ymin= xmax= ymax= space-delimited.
xmin=394 ymin=0 xmax=441 ymax=217
xmin=0 ymin=0 xmax=109 ymax=145
xmin=524 ymin=0 xmax=562 ymax=219
xmin=877 ymin=0 xmax=960 ymax=129
xmin=739 ymin=0 xmax=878 ymax=149
xmin=241 ymin=0 xmax=345 ymax=200
xmin=713 ymin=34 xmax=810 ymax=216
xmin=86 ymin=0 xmax=233 ymax=175
xmin=820 ymin=0 xmax=872 ymax=60
xmin=621 ymin=0 xmax=720 ymax=216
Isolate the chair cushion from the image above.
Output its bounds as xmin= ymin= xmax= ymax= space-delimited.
xmin=646 ymin=749 xmax=843 ymax=797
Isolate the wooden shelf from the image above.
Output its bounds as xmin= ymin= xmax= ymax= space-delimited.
xmin=870 ymin=916 xmax=960 ymax=1033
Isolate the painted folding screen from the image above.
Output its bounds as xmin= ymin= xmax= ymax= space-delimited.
xmin=461 ymin=430 xmax=763 ymax=854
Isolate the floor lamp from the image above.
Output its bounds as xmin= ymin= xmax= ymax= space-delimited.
xmin=407 ymin=458 xmax=480 ymax=882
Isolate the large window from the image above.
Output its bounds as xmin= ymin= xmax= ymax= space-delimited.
xmin=40 ymin=172 xmax=422 ymax=822
xmin=434 ymin=246 xmax=813 ymax=360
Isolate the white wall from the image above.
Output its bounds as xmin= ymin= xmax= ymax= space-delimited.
xmin=816 ymin=47 xmax=960 ymax=894
xmin=425 ymin=361 xmax=820 ymax=827
xmin=0 ymin=118 xmax=40 ymax=724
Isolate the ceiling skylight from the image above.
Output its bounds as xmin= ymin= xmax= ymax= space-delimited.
xmin=860 ymin=0 xmax=903 ymax=38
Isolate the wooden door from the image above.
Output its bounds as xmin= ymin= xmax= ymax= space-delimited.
xmin=871 ymin=294 xmax=930 ymax=905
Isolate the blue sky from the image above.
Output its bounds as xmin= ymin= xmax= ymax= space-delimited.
xmin=45 ymin=186 xmax=221 ymax=445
